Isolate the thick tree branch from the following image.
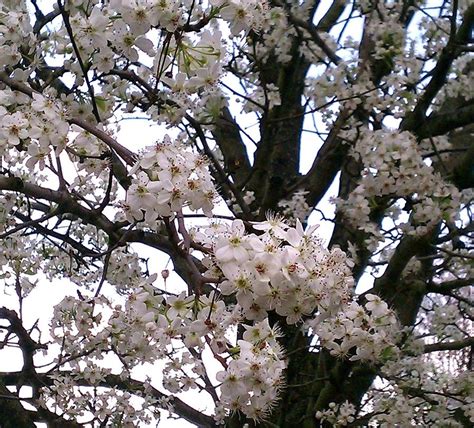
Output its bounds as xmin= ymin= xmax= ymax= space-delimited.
xmin=0 ymin=378 xmax=36 ymax=428
xmin=316 ymin=0 xmax=349 ymax=32
xmin=288 ymin=15 xmax=341 ymax=65
xmin=415 ymin=101 xmax=474 ymax=139
xmin=0 ymin=307 xmax=46 ymax=375
xmin=0 ymin=176 xmax=205 ymax=287
xmin=373 ymin=233 xmax=434 ymax=326
xmin=299 ymin=109 xmax=351 ymax=208
xmin=31 ymin=2 xmax=61 ymax=34
xmin=0 ymin=176 xmax=118 ymax=237
xmin=424 ymin=337 xmax=474 ymax=353
xmin=451 ymin=140 xmax=474 ymax=189
xmin=208 ymin=107 xmax=251 ymax=189
xmin=427 ymin=277 xmax=474 ymax=293
xmin=246 ymin=1 xmax=348 ymax=216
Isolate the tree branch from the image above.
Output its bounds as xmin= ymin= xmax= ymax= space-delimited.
xmin=415 ymin=100 xmax=474 ymax=139
xmin=0 ymin=378 xmax=36 ymax=428
xmin=401 ymin=4 xmax=474 ymax=130
xmin=0 ymin=72 xmax=136 ymax=166
xmin=424 ymin=337 xmax=474 ymax=353
xmin=427 ymin=278 xmax=474 ymax=294
xmin=0 ymin=372 xmax=216 ymax=428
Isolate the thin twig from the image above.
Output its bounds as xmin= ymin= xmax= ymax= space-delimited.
xmin=57 ymin=0 xmax=101 ymax=123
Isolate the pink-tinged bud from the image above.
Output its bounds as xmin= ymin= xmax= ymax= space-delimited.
xmin=161 ymin=269 xmax=170 ymax=279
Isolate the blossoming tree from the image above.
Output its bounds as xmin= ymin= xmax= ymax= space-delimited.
xmin=0 ymin=0 xmax=473 ymax=426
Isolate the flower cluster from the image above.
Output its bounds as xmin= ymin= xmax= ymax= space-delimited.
xmin=48 ymin=283 xmax=284 ymax=422
xmin=372 ymin=355 xmax=474 ymax=427
xmin=316 ymin=351 xmax=474 ymax=427
xmin=309 ymin=295 xmax=400 ymax=363
xmin=197 ymin=218 xmax=354 ymax=324
xmin=315 ymin=401 xmax=356 ymax=427
xmin=40 ymin=371 xmax=160 ymax=426
xmin=45 ymin=213 xmax=399 ymax=423
xmin=69 ymin=130 xmax=110 ymax=175
xmin=218 ymin=0 xmax=270 ymax=37
xmin=0 ymin=193 xmax=15 ymax=231
xmin=337 ymin=129 xmax=461 ymax=246
xmin=0 ymin=91 xmax=70 ymax=170
xmin=0 ymin=234 xmax=40 ymax=297
xmin=124 ymin=135 xmax=217 ymax=224
xmin=215 ymin=319 xmax=285 ymax=422
xmin=0 ymin=3 xmax=33 ymax=68
xmin=277 ymin=190 xmax=311 ymax=225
